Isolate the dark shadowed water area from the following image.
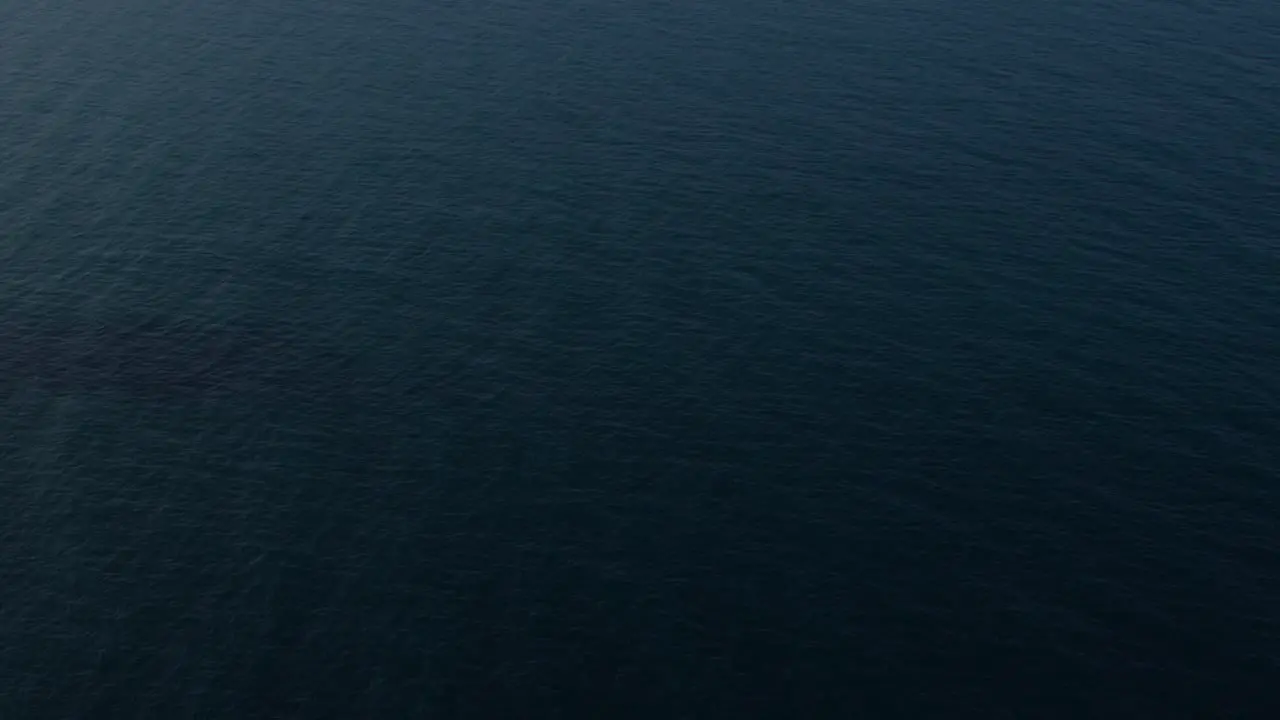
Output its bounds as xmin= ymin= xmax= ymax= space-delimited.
xmin=2 ymin=1 xmax=1279 ymax=717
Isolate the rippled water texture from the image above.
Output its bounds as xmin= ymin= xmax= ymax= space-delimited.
xmin=3 ymin=1 xmax=1279 ymax=717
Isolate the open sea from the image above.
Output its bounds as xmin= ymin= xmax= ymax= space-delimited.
xmin=2 ymin=1 xmax=1278 ymax=717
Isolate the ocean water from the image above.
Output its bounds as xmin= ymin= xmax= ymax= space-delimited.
xmin=2 ymin=0 xmax=1278 ymax=717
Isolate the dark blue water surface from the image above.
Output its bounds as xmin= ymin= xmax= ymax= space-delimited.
xmin=3 ymin=1 xmax=1279 ymax=717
